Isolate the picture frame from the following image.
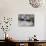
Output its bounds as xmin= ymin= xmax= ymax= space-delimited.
xmin=18 ymin=14 xmax=34 ymax=26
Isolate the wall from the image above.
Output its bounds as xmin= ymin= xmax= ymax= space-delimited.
xmin=0 ymin=0 xmax=46 ymax=40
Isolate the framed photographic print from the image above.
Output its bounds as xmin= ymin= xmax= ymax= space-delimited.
xmin=18 ymin=14 xmax=34 ymax=26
